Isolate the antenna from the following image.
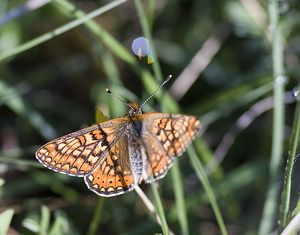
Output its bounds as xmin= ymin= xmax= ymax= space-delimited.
xmin=140 ymin=74 xmax=172 ymax=109
xmin=105 ymin=88 xmax=134 ymax=110
xmin=106 ymin=74 xmax=172 ymax=110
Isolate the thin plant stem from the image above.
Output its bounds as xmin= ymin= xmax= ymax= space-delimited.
xmin=211 ymin=93 xmax=294 ymax=175
xmin=87 ymin=198 xmax=105 ymax=235
xmin=0 ymin=157 xmax=42 ymax=168
xmin=0 ymin=209 xmax=14 ymax=235
xmin=0 ymin=0 xmax=126 ymax=61
xmin=39 ymin=205 xmax=50 ymax=235
xmin=280 ymin=87 xmax=300 ymax=229
xmin=258 ymin=0 xmax=286 ymax=234
xmin=146 ymin=0 xmax=155 ymax=30
xmin=52 ymin=0 xmax=135 ymax=65
xmin=188 ymin=147 xmax=228 ymax=235
xmin=135 ymin=186 xmax=157 ymax=217
xmin=171 ymin=161 xmax=189 ymax=235
xmin=281 ymin=211 xmax=300 ymax=235
xmin=135 ymin=185 xmax=174 ymax=235
xmin=150 ymin=183 xmax=170 ymax=235
xmin=133 ymin=0 xmax=177 ymax=113
xmin=134 ymin=0 xmax=163 ymax=82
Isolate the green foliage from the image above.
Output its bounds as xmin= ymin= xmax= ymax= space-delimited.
xmin=22 ymin=206 xmax=79 ymax=235
xmin=0 ymin=0 xmax=300 ymax=234
xmin=0 ymin=208 xmax=14 ymax=235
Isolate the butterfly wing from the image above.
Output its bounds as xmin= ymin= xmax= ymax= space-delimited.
xmin=35 ymin=117 xmax=128 ymax=176
xmin=136 ymin=113 xmax=201 ymax=182
xmin=84 ymin=135 xmax=135 ymax=197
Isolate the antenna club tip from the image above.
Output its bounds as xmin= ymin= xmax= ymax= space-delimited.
xmin=166 ymin=74 xmax=172 ymax=81
xmin=105 ymin=88 xmax=111 ymax=94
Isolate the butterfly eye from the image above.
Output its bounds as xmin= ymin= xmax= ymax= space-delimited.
xmin=128 ymin=107 xmax=142 ymax=116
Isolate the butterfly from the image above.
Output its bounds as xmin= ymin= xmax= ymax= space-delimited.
xmin=35 ymin=77 xmax=201 ymax=197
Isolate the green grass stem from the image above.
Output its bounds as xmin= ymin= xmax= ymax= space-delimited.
xmin=199 ymin=78 xmax=273 ymax=127
xmin=0 ymin=0 xmax=126 ymax=61
xmin=39 ymin=206 xmax=50 ymax=235
xmin=0 ymin=209 xmax=14 ymax=235
xmin=150 ymin=183 xmax=170 ymax=235
xmin=0 ymin=157 xmax=41 ymax=168
xmin=52 ymin=0 xmax=135 ymax=65
xmin=87 ymin=198 xmax=106 ymax=235
xmin=188 ymin=146 xmax=228 ymax=235
xmin=258 ymin=0 xmax=286 ymax=234
xmin=134 ymin=0 xmax=163 ymax=81
xmin=171 ymin=161 xmax=189 ymax=235
xmin=280 ymin=87 xmax=300 ymax=228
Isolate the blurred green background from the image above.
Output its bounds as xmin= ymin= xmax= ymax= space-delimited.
xmin=0 ymin=0 xmax=299 ymax=234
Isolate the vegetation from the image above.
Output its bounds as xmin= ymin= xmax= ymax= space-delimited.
xmin=0 ymin=0 xmax=299 ymax=234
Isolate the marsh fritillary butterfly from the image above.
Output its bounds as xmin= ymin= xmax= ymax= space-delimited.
xmin=35 ymin=76 xmax=201 ymax=197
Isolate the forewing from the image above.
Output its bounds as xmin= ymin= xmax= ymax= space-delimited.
xmin=84 ymin=135 xmax=135 ymax=197
xmin=138 ymin=113 xmax=201 ymax=182
xmin=35 ymin=117 xmax=128 ymax=176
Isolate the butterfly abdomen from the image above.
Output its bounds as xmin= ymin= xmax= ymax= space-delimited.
xmin=127 ymin=135 xmax=147 ymax=183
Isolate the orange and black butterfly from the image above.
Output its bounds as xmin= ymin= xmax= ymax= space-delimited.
xmin=36 ymin=76 xmax=201 ymax=197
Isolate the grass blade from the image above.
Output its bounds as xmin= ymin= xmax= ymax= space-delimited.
xmin=0 ymin=0 xmax=126 ymax=61
xmin=87 ymin=198 xmax=106 ymax=235
xmin=53 ymin=0 xmax=134 ymax=65
xmin=171 ymin=161 xmax=189 ymax=235
xmin=150 ymin=183 xmax=170 ymax=235
xmin=40 ymin=206 xmax=50 ymax=235
xmin=258 ymin=0 xmax=286 ymax=234
xmin=0 ymin=209 xmax=14 ymax=235
xmin=134 ymin=0 xmax=162 ymax=81
xmin=280 ymin=87 xmax=300 ymax=228
xmin=281 ymin=211 xmax=300 ymax=235
xmin=188 ymin=146 xmax=228 ymax=235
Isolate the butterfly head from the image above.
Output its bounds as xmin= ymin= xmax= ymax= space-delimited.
xmin=128 ymin=101 xmax=142 ymax=116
